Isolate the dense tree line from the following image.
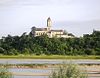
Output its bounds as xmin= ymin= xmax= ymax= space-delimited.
xmin=0 ymin=30 xmax=100 ymax=55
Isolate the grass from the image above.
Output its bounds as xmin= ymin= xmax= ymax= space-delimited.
xmin=0 ymin=55 xmax=99 ymax=59
xmin=0 ymin=67 xmax=13 ymax=78
xmin=0 ymin=63 xmax=49 ymax=68
xmin=49 ymin=64 xmax=88 ymax=78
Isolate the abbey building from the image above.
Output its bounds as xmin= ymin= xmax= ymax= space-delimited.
xmin=31 ymin=17 xmax=74 ymax=38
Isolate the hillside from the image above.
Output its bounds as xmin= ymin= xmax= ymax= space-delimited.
xmin=0 ymin=30 xmax=100 ymax=55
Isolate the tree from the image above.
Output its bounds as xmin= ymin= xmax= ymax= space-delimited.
xmin=0 ymin=47 xmax=5 ymax=54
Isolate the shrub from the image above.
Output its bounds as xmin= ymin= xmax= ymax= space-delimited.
xmin=0 ymin=67 xmax=13 ymax=78
xmin=49 ymin=64 xmax=88 ymax=78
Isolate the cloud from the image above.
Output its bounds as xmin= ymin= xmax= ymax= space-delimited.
xmin=0 ymin=0 xmax=73 ymax=6
xmin=0 ymin=0 xmax=12 ymax=4
xmin=54 ymin=20 xmax=100 ymax=36
xmin=0 ymin=0 xmax=100 ymax=38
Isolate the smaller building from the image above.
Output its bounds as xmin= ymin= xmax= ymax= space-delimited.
xmin=31 ymin=17 xmax=74 ymax=38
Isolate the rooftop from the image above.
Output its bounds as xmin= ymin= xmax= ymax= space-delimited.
xmin=35 ymin=28 xmax=47 ymax=31
xmin=50 ymin=30 xmax=63 ymax=32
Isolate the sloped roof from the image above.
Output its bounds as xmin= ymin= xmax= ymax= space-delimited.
xmin=35 ymin=28 xmax=47 ymax=31
xmin=50 ymin=30 xmax=63 ymax=32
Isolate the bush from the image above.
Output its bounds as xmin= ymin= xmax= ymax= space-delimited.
xmin=0 ymin=67 xmax=13 ymax=78
xmin=49 ymin=64 xmax=88 ymax=78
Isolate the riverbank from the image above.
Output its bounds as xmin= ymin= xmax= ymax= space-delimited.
xmin=2 ymin=64 xmax=100 ymax=78
xmin=0 ymin=55 xmax=100 ymax=59
xmin=0 ymin=64 xmax=100 ymax=69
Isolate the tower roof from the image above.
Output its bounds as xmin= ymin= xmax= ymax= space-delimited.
xmin=47 ymin=17 xmax=51 ymax=21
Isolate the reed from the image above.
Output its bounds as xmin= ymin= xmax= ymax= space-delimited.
xmin=0 ymin=67 xmax=13 ymax=78
xmin=49 ymin=63 xmax=88 ymax=78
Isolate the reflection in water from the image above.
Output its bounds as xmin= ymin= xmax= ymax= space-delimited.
xmin=9 ymin=68 xmax=99 ymax=78
xmin=0 ymin=59 xmax=99 ymax=78
xmin=9 ymin=68 xmax=51 ymax=78
xmin=9 ymin=68 xmax=51 ymax=73
xmin=0 ymin=59 xmax=100 ymax=64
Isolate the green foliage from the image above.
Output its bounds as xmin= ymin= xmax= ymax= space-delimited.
xmin=49 ymin=64 xmax=88 ymax=78
xmin=0 ymin=30 xmax=100 ymax=55
xmin=0 ymin=68 xmax=13 ymax=78
xmin=0 ymin=47 xmax=5 ymax=54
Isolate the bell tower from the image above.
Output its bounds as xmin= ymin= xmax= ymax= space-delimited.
xmin=47 ymin=17 xmax=52 ymax=31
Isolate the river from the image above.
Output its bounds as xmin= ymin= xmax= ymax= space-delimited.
xmin=0 ymin=59 xmax=100 ymax=78
xmin=0 ymin=59 xmax=100 ymax=64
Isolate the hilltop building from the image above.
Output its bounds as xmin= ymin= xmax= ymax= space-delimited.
xmin=31 ymin=17 xmax=74 ymax=38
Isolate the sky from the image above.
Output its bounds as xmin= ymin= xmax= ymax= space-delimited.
xmin=0 ymin=0 xmax=100 ymax=37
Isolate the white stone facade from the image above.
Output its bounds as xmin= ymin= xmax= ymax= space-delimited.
xmin=31 ymin=17 xmax=74 ymax=38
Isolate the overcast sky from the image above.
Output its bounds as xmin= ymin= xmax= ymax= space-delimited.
xmin=0 ymin=0 xmax=100 ymax=37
